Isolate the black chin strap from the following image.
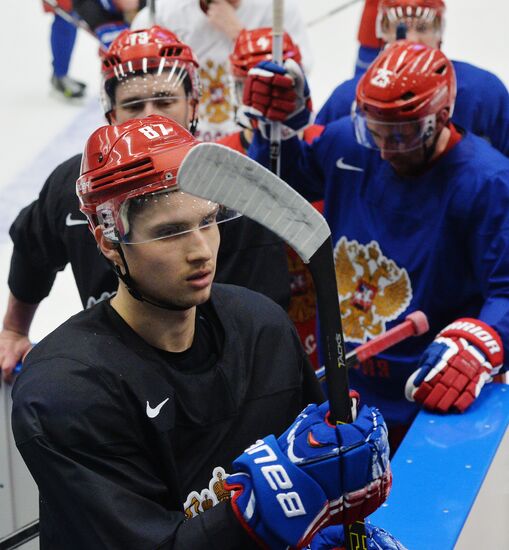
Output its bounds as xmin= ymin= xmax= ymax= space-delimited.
xmin=422 ymin=122 xmax=443 ymax=165
xmin=189 ymin=103 xmax=199 ymax=135
xmin=114 ymin=245 xmax=187 ymax=311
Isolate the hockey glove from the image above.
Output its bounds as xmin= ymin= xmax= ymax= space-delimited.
xmin=95 ymin=21 xmax=129 ymax=49
xmin=225 ymin=401 xmax=391 ymax=550
xmin=405 ymin=318 xmax=503 ymax=413
xmin=310 ymin=523 xmax=408 ymax=550
xmin=242 ymin=59 xmax=312 ymax=137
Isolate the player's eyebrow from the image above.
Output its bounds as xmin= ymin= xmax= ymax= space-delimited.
xmin=149 ymin=205 xmax=220 ymax=231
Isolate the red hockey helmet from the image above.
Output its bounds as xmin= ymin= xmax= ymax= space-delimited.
xmin=229 ymin=27 xmax=302 ymax=78
xmin=100 ymin=26 xmax=201 ymax=125
xmin=77 ymin=115 xmax=238 ymax=243
xmin=353 ymin=41 xmax=456 ymax=152
xmin=377 ymin=0 xmax=446 ymax=43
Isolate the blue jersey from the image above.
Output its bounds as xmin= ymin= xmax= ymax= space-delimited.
xmin=316 ymin=57 xmax=509 ymax=157
xmin=249 ymin=121 xmax=509 ymax=425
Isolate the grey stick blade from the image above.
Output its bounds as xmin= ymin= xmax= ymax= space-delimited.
xmin=177 ymin=142 xmax=330 ymax=263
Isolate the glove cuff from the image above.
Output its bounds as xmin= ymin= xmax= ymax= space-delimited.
xmin=229 ymin=435 xmax=329 ymax=548
xmin=439 ymin=318 xmax=503 ymax=367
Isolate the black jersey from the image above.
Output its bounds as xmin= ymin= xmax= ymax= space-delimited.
xmin=72 ymin=0 xmax=147 ymax=31
xmin=12 ymin=284 xmax=323 ymax=549
xmin=8 ymin=155 xmax=290 ymax=309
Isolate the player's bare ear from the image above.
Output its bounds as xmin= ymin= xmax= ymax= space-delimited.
xmin=94 ymin=226 xmax=122 ymax=265
xmin=108 ymin=110 xmax=117 ymax=125
xmin=437 ymin=107 xmax=451 ymax=128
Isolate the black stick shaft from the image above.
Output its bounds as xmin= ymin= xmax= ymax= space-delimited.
xmin=307 ymin=238 xmax=351 ymax=423
xmin=0 ymin=520 xmax=39 ymax=550
xmin=307 ymin=237 xmax=367 ymax=549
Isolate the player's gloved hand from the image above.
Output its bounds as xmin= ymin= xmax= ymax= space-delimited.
xmin=310 ymin=523 xmax=408 ymax=550
xmin=224 ymin=401 xmax=391 ymax=550
xmin=95 ymin=21 xmax=129 ymax=49
xmin=0 ymin=329 xmax=32 ymax=384
xmin=242 ymin=59 xmax=312 ymax=136
xmin=405 ymin=318 xmax=503 ymax=413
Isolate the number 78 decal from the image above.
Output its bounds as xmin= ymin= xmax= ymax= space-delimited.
xmin=138 ymin=124 xmax=175 ymax=139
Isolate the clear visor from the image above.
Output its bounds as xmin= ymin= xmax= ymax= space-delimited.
xmin=353 ymin=108 xmax=436 ymax=153
xmin=377 ymin=7 xmax=443 ymax=43
xmin=103 ymin=58 xmax=200 ymax=117
xmin=96 ymin=186 xmax=241 ymax=244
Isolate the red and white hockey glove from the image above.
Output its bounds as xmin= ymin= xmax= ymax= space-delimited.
xmin=242 ymin=59 xmax=312 ymax=137
xmin=224 ymin=400 xmax=391 ymax=550
xmin=405 ymin=318 xmax=504 ymax=413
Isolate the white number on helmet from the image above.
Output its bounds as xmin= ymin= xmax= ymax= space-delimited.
xmin=138 ymin=124 xmax=174 ymax=139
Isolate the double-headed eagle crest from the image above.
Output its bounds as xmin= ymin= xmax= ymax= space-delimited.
xmin=334 ymin=237 xmax=412 ymax=343
xmin=199 ymin=61 xmax=232 ymax=124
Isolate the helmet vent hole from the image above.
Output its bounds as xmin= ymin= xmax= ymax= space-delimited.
xmin=401 ymin=92 xmax=415 ymax=101
xmin=435 ymin=64 xmax=446 ymax=74
xmin=102 ymin=55 xmax=121 ymax=69
xmin=161 ymin=47 xmax=183 ymax=58
xmin=90 ymin=159 xmax=154 ymax=190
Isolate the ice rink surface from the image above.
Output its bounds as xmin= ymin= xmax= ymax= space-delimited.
xmin=1 ymin=0 xmax=509 ymax=342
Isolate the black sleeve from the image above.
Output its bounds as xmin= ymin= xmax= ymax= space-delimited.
xmin=73 ymin=0 xmax=124 ymax=29
xmin=12 ymin=360 xmax=258 ymax=550
xmin=8 ymin=248 xmax=57 ymax=304
xmin=8 ymin=156 xmax=80 ymax=303
xmin=216 ymin=217 xmax=291 ymax=310
xmin=301 ymin=353 xmax=325 ymax=406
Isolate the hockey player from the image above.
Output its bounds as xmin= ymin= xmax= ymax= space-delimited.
xmin=316 ymin=0 xmax=509 ymax=156
xmin=221 ymin=27 xmax=324 ymax=368
xmin=0 ymin=27 xmax=199 ymax=383
xmin=42 ymin=0 xmax=87 ymax=98
xmin=131 ymin=0 xmax=312 ymax=141
xmin=0 ymin=25 xmax=293 ymax=383
xmin=72 ymin=0 xmax=141 ymax=48
xmin=11 ymin=115 xmax=392 ymax=549
xmin=245 ymin=40 xmax=509 ymax=447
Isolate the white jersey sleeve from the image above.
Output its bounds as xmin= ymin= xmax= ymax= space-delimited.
xmin=284 ymin=0 xmax=313 ymax=74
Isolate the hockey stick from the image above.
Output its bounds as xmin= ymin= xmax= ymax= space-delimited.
xmin=147 ymin=0 xmax=156 ymax=25
xmin=0 ymin=520 xmax=39 ymax=550
xmin=42 ymin=0 xmax=109 ymax=54
xmin=315 ymin=310 xmax=429 ymax=383
xmin=178 ymin=142 xmax=366 ymax=546
xmin=270 ymin=0 xmax=284 ymax=175
xmin=306 ymin=0 xmax=363 ymax=29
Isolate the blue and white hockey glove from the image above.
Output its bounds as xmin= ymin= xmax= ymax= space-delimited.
xmin=95 ymin=21 xmax=129 ymax=49
xmin=242 ymin=59 xmax=312 ymax=138
xmin=405 ymin=318 xmax=503 ymax=413
xmin=310 ymin=523 xmax=408 ymax=550
xmin=224 ymin=401 xmax=392 ymax=550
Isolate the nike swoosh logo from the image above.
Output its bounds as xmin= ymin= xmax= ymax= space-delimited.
xmin=65 ymin=213 xmax=89 ymax=226
xmin=146 ymin=397 xmax=170 ymax=418
xmin=336 ymin=157 xmax=364 ymax=172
